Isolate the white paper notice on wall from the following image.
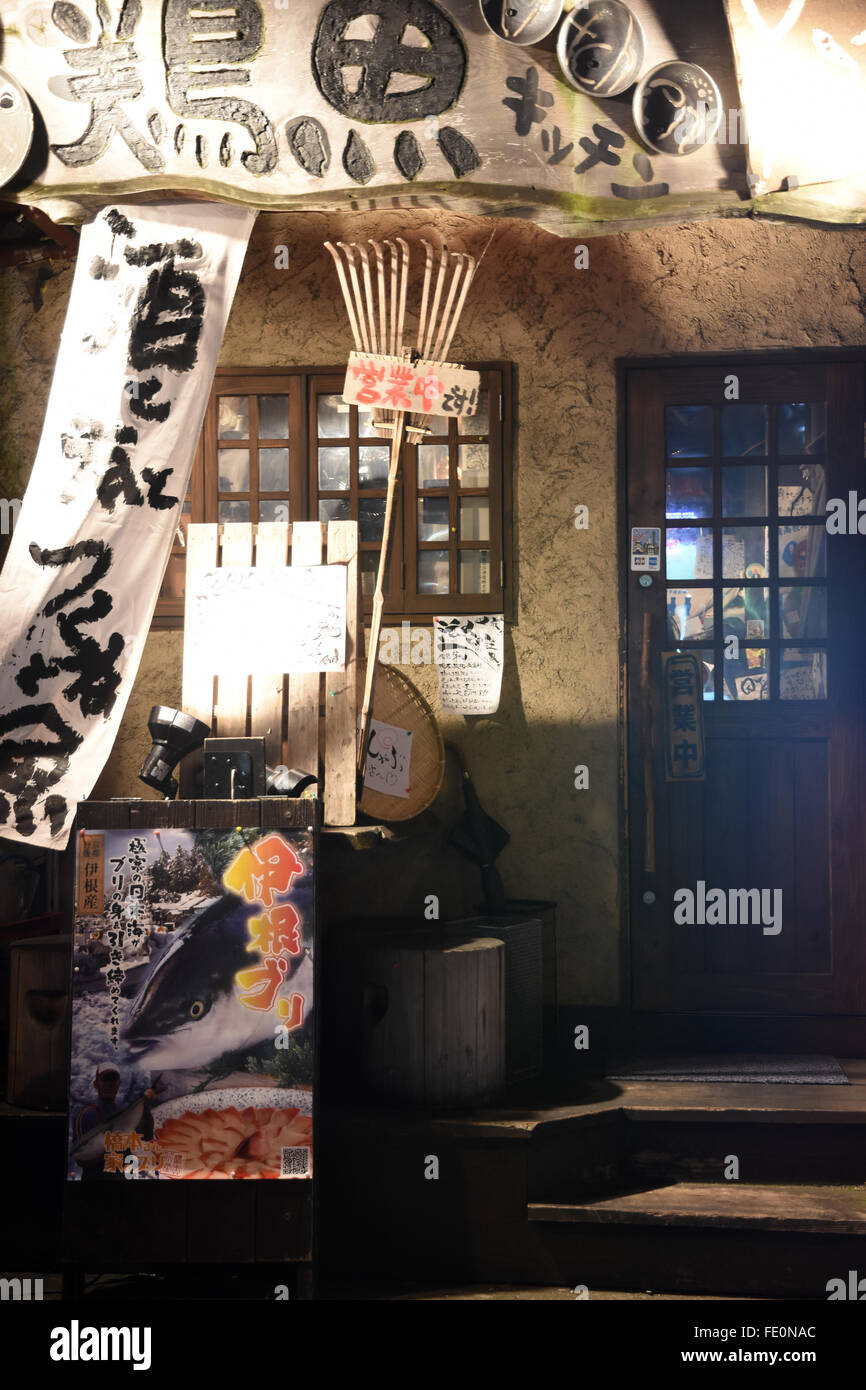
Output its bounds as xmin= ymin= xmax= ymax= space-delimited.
xmin=363 ymin=719 xmax=412 ymax=799
xmin=187 ymin=565 xmax=346 ymax=675
xmin=434 ymin=615 xmax=504 ymax=715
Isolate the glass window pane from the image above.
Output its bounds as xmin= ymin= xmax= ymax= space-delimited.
xmin=780 ymin=649 xmax=827 ymax=700
xmin=461 ymin=390 xmax=489 ymax=435
xmin=666 ymin=587 xmax=714 ymax=641
xmin=460 ymin=497 xmax=490 ymax=542
xmin=724 ymin=650 xmax=770 ymax=702
xmin=457 ymin=443 xmax=489 ymax=488
xmin=778 ymin=463 xmax=826 ymax=516
xmin=257 ymin=395 xmax=288 ymax=439
xmin=357 ymin=407 xmax=379 ymax=438
xmin=722 ymin=404 xmax=768 ymax=457
xmin=360 ymin=550 xmax=388 ymax=596
xmin=723 ymin=525 xmax=768 ymax=579
xmin=780 ymin=586 xmax=827 ymax=639
xmin=258 ymin=499 xmax=289 ymax=522
xmin=318 ymin=446 xmax=350 ymax=490
xmin=778 ymin=402 xmax=826 ymax=455
xmin=218 ymin=395 xmax=249 ymax=439
xmin=319 ymin=497 xmax=350 ymax=523
xmin=700 ymin=658 xmax=714 ymax=701
xmin=317 ymin=393 xmax=349 ymax=436
xmin=419 ymin=550 xmax=450 ymax=594
xmin=259 ymin=446 xmax=289 ymax=491
xmin=722 ymin=586 xmax=769 ymax=640
xmin=459 ymin=549 xmax=491 ymax=594
xmin=359 ymin=498 xmax=386 ymax=542
xmin=418 ymin=497 xmax=450 ymax=543
xmin=722 ymin=465 xmax=767 ymax=517
xmin=666 ymin=467 xmax=712 ymax=519
xmin=219 ymin=500 xmax=250 ymax=522
xmin=665 ymin=405 xmax=712 ymax=458
xmin=666 ymin=526 xmax=713 ymax=580
xmin=779 ymin=524 xmax=826 ymax=578
xmin=218 ymin=448 xmax=249 ymax=492
xmin=358 ymin=445 xmax=390 ymax=487
xmin=418 ymin=443 xmax=450 ymax=488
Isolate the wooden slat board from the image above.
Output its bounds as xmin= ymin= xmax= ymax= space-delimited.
xmin=288 ymin=522 xmax=324 ymax=783
xmin=217 ymin=522 xmax=254 ymax=737
xmin=251 ymin=522 xmax=291 ymax=770
xmin=325 ymin=520 xmax=358 ymax=826
xmin=180 ymin=520 xmax=356 ymax=822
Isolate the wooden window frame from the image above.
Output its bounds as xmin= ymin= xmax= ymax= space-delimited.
xmin=152 ymin=362 xmax=514 ymax=629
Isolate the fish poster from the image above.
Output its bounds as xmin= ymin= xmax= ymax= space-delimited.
xmin=68 ymin=827 xmax=314 ymax=1182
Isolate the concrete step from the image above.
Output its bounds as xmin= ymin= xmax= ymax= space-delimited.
xmin=529 ymin=1181 xmax=866 ymax=1234
xmin=526 ymin=1182 xmax=866 ymax=1297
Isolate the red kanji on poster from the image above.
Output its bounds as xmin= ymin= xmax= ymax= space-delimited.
xmin=247 ymin=902 xmax=302 ymax=957
xmin=277 ymin=992 xmax=305 ymax=1031
xmin=223 ymin=833 xmax=305 ymax=908
xmin=235 ymin=955 xmax=289 ymax=1011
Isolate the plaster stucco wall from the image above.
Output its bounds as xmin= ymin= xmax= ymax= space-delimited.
xmin=2 ymin=213 xmax=865 ymax=1007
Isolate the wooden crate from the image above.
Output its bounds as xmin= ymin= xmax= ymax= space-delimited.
xmin=181 ymin=521 xmax=360 ymax=827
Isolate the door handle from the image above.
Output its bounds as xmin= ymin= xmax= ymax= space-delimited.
xmin=640 ymin=610 xmax=656 ymax=876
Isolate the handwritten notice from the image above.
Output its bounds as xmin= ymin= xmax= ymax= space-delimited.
xmin=343 ymin=353 xmax=481 ymax=418
xmin=434 ymin=615 xmax=504 ymax=715
xmin=363 ymin=719 xmax=412 ymax=799
xmin=188 ymin=564 xmax=346 ymax=675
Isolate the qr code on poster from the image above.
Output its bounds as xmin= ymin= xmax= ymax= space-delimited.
xmin=281 ymin=1146 xmax=312 ymax=1178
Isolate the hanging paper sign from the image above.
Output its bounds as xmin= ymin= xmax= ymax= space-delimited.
xmin=631 ymin=526 xmax=661 ymax=571
xmin=187 ymin=564 xmax=347 ymax=674
xmin=8 ymin=0 xmax=856 ymax=236
xmin=342 ymin=353 xmax=481 ymax=418
xmin=662 ymin=651 xmax=706 ymax=780
xmin=363 ymin=719 xmax=413 ymax=798
xmin=435 ymin=614 xmax=504 ymax=714
xmin=0 ymin=201 xmax=255 ymax=851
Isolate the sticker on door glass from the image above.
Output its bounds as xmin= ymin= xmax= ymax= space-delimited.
xmin=631 ymin=527 xmax=661 ymax=571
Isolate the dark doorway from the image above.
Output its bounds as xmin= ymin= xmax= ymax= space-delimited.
xmin=623 ymin=355 xmax=866 ymax=1049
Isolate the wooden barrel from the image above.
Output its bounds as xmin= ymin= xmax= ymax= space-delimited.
xmin=363 ymin=933 xmax=505 ymax=1107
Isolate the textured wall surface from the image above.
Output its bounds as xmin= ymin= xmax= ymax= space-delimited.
xmin=2 ymin=213 xmax=865 ymax=1006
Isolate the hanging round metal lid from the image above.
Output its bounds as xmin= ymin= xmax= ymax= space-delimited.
xmin=556 ymin=1 xmax=645 ymax=97
xmin=479 ymin=0 xmax=564 ymax=47
xmin=0 ymin=68 xmax=34 ymax=189
xmin=633 ymin=61 xmax=723 ymax=157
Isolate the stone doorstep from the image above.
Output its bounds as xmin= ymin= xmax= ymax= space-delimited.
xmin=529 ymin=1181 xmax=866 ymax=1235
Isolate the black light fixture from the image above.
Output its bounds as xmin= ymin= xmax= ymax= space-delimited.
xmin=138 ymin=705 xmax=210 ymax=800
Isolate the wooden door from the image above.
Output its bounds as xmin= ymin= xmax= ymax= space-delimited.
xmin=625 ymin=358 xmax=866 ymax=1029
